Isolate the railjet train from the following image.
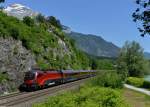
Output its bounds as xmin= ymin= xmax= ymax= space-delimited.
xmin=19 ymin=68 xmax=96 ymax=91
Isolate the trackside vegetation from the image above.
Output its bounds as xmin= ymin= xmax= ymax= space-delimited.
xmin=33 ymin=71 xmax=130 ymax=107
xmin=88 ymin=71 xmax=123 ymax=88
xmin=33 ymin=87 xmax=129 ymax=107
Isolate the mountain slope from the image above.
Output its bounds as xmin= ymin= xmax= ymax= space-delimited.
xmin=68 ymin=32 xmax=120 ymax=58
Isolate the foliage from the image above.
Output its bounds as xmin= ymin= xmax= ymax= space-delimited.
xmin=0 ymin=72 xmax=9 ymax=83
xmin=35 ymin=14 xmax=46 ymax=23
xmin=47 ymin=16 xmax=62 ymax=29
xmin=126 ymin=77 xmax=144 ymax=87
xmin=23 ymin=16 xmax=35 ymax=27
xmin=117 ymin=41 xmax=149 ymax=77
xmin=0 ymin=0 xmax=4 ymax=3
xmin=133 ymin=0 xmax=150 ymax=36
xmin=33 ymin=86 xmax=129 ymax=107
xmin=127 ymin=77 xmax=150 ymax=89
xmin=143 ymin=80 xmax=150 ymax=89
xmin=89 ymin=71 xmax=123 ymax=88
xmin=91 ymin=59 xmax=114 ymax=70
xmin=87 ymin=54 xmax=116 ymax=70
xmin=116 ymin=59 xmax=128 ymax=81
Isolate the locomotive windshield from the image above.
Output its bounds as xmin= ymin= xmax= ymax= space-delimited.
xmin=24 ymin=72 xmax=35 ymax=80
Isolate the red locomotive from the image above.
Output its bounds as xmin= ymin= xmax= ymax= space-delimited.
xmin=19 ymin=69 xmax=96 ymax=91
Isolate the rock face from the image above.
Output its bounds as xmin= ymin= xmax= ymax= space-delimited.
xmin=0 ymin=37 xmax=35 ymax=94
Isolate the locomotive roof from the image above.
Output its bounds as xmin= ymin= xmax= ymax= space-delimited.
xmin=30 ymin=68 xmax=96 ymax=73
xmin=61 ymin=70 xmax=94 ymax=73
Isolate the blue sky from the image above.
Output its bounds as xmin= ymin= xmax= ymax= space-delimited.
xmin=3 ymin=0 xmax=150 ymax=52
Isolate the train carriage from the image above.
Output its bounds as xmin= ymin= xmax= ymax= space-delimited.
xmin=19 ymin=69 xmax=96 ymax=91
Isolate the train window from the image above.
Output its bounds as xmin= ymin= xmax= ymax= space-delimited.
xmin=37 ymin=73 xmax=43 ymax=78
xmin=24 ymin=72 xmax=35 ymax=80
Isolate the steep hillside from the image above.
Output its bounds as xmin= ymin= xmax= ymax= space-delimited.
xmin=68 ymin=32 xmax=120 ymax=58
xmin=0 ymin=11 xmax=90 ymax=94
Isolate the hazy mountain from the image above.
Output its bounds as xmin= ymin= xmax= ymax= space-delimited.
xmin=144 ymin=52 xmax=150 ymax=59
xmin=68 ymin=31 xmax=120 ymax=58
xmin=3 ymin=3 xmax=38 ymax=19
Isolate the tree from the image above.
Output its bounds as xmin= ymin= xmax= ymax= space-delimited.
xmin=0 ymin=0 xmax=5 ymax=9
xmin=133 ymin=0 xmax=150 ymax=37
xmin=35 ymin=14 xmax=46 ymax=23
xmin=47 ymin=16 xmax=62 ymax=29
xmin=0 ymin=0 xmax=5 ymax=3
xmin=91 ymin=59 xmax=98 ymax=69
xmin=23 ymin=16 xmax=34 ymax=27
xmin=117 ymin=41 xmax=148 ymax=77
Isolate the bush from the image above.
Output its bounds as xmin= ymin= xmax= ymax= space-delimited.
xmin=143 ymin=80 xmax=150 ymax=89
xmin=33 ymin=86 xmax=129 ymax=107
xmin=89 ymin=71 xmax=123 ymax=88
xmin=0 ymin=73 xmax=9 ymax=83
xmin=126 ymin=77 xmax=144 ymax=87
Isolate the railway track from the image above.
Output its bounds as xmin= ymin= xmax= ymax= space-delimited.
xmin=0 ymin=78 xmax=89 ymax=107
xmin=0 ymin=92 xmax=27 ymax=100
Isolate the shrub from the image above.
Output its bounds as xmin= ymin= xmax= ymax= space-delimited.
xmin=126 ymin=77 xmax=144 ymax=87
xmin=143 ymin=80 xmax=150 ymax=89
xmin=23 ymin=16 xmax=35 ymax=27
xmin=33 ymin=86 xmax=129 ymax=107
xmin=0 ymin=73 xmax=9 ymax=83
xmin=89 ymin=71 xmax=123 ymax=88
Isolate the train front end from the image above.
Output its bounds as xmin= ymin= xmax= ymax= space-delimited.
xmin=19 ymin=71 xmax=39 ymax=91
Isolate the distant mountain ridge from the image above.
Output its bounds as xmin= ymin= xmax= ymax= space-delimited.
xmin=144 ymin=52 xmax=150 ymax=59
xmin=68 ymin=31 xmax=120 ymax=58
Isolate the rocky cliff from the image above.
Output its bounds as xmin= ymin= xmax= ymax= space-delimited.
xmin=0 ymin=37 xmax=35 ymax=94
